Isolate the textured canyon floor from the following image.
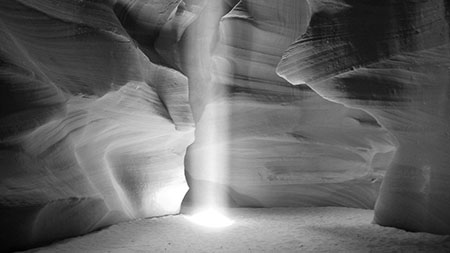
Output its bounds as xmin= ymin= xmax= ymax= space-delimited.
xmin=22 ymin=207 xmax=450 ymax=253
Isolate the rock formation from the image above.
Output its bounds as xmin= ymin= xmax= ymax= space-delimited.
xmin=1 ymin=0 xmax=449 ymax=251
xmin=0 ymin=0 xmax=193 ymax=251
xmin=185 ymin=0 xmax=396 ymax=209
xmin=278 ymin=0 xmax=450 ymax=234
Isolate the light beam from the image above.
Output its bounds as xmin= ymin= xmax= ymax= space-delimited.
xmin=185 ymin=0 xmax=234 ymax=227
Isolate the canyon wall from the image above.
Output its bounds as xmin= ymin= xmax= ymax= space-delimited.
xmin=1 ymin=0 xmax=449 ymax=251
xmin=0 ymin=0 xmax=194 ymax=251
xmin=278 ymin=0 xmax=450 ymax=234
xmin=185 ymin=0 xmax=396 ymax=209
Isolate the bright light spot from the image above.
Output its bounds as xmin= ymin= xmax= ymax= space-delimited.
xmin=151 ymin=182 xmax=189 ymax=213
xmin=186 ymin=208 xmax=234 ymax=228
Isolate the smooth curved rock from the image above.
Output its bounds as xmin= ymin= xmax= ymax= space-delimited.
xmin=278 ymin=0 xmax=450 ymax=234
xmin=0 ymin=0 xmax=194 ymax=251
xmin=114 ymin=0 xmax=185 ymax=64
xmin=185 ymin=0 xmax=396 ymax=209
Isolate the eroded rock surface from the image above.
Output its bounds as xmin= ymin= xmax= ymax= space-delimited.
xmin=2 ymin=0 xmax=449 ymax=251
xmin=0 ymin=0 xmax=193 ymax=251
xmin=278 ymin=0 xmax=450 ymax=234
xmin=185 ymin=0 xmax=396 ymax=209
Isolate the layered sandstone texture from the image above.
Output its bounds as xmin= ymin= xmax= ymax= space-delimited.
xmin=278 ymin=0 xmax=450 ymax=234
xmin=0 ymin=0 xmax=194 ymax=251
xmin=2 ymin=0 xmax=449 ymax=251
xmin=185 ymin=0 xmax=396 ymax=209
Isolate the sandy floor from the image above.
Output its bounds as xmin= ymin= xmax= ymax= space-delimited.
xmin=24 ymin=207 xmax=450 ymax=253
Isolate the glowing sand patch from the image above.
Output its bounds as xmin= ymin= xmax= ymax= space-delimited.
xmin=186 ymin=209 xmax=234 ymax=228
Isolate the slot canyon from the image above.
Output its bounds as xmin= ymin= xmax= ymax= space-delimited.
xmin=1 ymin=0 xmax=449 ymax=252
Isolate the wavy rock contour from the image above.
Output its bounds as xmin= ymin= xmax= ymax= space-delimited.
xmin=0 ymin=0 xmax=194 ymax=251
xmin=185 ymin=0 xmax=396 ymax=209
xmin=278 ymin=0 xmax=450 ymax=234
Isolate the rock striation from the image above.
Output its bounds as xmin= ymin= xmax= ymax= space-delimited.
xmin=185 ymin=0 xmax=396 ymax=209
xmin=2 ymin=0 xmax=449 ymax=250
xmin=0 ymin=0 xmax=194 ymax=251
xmin=278 ymin=0 xmax=450 ymax=234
